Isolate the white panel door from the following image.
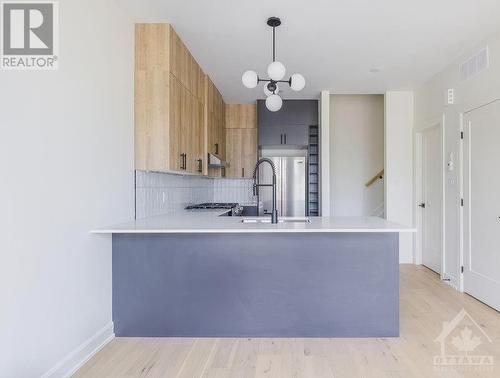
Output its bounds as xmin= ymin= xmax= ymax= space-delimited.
xmin=463 ymin=100 xmax=500 ymax=311
xmin=422 ymin=125 xmax=442 ymax=274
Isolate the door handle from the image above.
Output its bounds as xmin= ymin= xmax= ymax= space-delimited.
xmin=284 ymin=134 xmax=287 ymax=144
xmin=419 ymin=203 xmax=426 ymax=208
xmin=215 ymin=143 xmax=219 ymax=155
xmin=242 ymin=167 xmax=245 ymax=177
xmin=280 ymin=134 xmax=283 ymax=144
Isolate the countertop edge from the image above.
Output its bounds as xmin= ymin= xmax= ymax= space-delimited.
xmin=91 ymin=228 xmax=417 ymax=234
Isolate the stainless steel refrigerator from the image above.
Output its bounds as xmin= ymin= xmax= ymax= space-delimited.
xmin=257 ymin=155 xmax=307 ymax=217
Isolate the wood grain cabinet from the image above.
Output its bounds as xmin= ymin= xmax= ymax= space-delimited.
xmin=206 ymin=77 xmax=226 ymax=176
xmin=135 ymin=23 xmax=206 ymax=175
xmin=225 ymin=104 xmax=256 ymax=129
xmin=135 ymin=23 xmax=257 ymax=178
xmin=225 ymin=104 xmax=257 ymax=178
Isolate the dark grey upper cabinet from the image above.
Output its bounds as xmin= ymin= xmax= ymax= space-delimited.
xmin=283 ymin=125 xmax=309 ymax=146
xmin=258 ymin=99 xmax=318 ymax=147
xmin=258 ymin=99 xmax=318 ymax=127
xmin=258 ymin=125 xmax=282 ymax=146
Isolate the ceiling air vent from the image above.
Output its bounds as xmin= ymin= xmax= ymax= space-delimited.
xmin=460 ymin=46 xmax=489 ymax=81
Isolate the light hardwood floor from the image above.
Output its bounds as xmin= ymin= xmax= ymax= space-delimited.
xmin=74 ymin=265 xmax=500 ymax=377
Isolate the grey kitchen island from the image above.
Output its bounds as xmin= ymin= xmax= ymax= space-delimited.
xmin=93 ymin=212 xmax=415 ymax=338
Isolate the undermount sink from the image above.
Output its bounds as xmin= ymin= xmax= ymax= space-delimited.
xmin=241 ymin=217 xmax=311 ymax=224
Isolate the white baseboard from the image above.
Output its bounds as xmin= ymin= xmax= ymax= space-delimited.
xmin=41 ymin=322 xmax=114 ymax=378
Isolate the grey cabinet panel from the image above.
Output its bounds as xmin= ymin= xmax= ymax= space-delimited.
xmin=258 ymin=125 xmax=308 ymax=147
xmin=258 ymin=99 xmax=318 ymax=147
xmin=259 ymin=125 xmax=283 ymax=146
xmin=283 ymin=125 xmax=309 ymax=146
xmin=258 ymin=99 xmax=318 ymax=127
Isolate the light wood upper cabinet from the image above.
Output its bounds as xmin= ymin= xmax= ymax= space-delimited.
xmin=226 ymin=129 xmax=257 ymax=178
xmin=224 ymin=103 xmax=258 ymax=178
xmin=135 ymin=24 xmax=171 ymax=172
xmin=225 ymin=104 xmax=256 ymax=129
xmin=135 ymin=23 xmax=209 ymax=175
xmin=206 ymin=76 xmax=226 ymax=177
xmin=170 ymin=28 xmax=205 ymax=104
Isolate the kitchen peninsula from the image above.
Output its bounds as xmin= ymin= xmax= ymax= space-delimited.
xmin=93 ymin=212 xmax=414 ymax=338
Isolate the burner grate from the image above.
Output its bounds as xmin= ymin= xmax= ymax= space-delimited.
xmin=186 ymin=202 xmax=239 ymax=210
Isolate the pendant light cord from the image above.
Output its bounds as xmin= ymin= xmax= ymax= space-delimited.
xmin=272 ymin=26 xmax=276 ymax=62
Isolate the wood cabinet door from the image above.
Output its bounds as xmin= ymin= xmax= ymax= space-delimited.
xmin=168 ymin=73 xmax=183 ymax=171
xmin=226 ymin=129 xmax=257 ymax=178
xmin=192 ymin=97 xmax=205 ymax=174
xmin=242 ymin=128 xmax=257 ymax=178
xmin=225 ymin=129 xmax=242 ymax=178
xmin=226 ymin=104 xmax=256 ymax=129
xmin=135 ymin=24 xmax=170 ymax=172
xmin=207 ymin=111 xmax=217 ymax=155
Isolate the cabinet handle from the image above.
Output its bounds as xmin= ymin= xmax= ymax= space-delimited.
xmin=280 ymin=134 xmax=283 ymax=144
xmin=284 ymin=134 xmax=287 ymax=144
xmin=197 ymin=158 xmax=203 ymax=173
xmin=215 ymin=143 xmax=219 ymax=155
xmin=180 ymin=153 xmax=187 ymax=170
xmin=242 ymin=168 xmax=245 ymax=177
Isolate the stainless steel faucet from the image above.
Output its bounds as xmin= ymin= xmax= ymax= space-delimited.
xmin=252 ymin=158 xmax=279 ymax=224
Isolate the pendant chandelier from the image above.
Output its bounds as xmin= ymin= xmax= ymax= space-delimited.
xmin=241 ymin=17 xmax=305 ymax=112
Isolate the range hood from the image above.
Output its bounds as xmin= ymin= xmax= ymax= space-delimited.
xmin=207 ymin=153 xmax=229 ymax=168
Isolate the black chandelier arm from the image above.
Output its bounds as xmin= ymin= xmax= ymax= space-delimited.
xmin=257 ymin=77 xmax=292 ymax=86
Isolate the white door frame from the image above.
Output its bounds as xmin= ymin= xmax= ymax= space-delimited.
xmin=459 ymin=113 xmax=464 ymax=292
xmin=415 ymin=116 xmax=446 ymax=278
xmin=460 ymin=98 xmax=500 ymax=298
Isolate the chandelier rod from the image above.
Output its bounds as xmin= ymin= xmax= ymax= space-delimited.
xmin=272 ymin=26 xmax=276 ymax=62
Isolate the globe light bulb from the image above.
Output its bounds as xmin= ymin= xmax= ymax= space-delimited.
xmin=267 ymin=61 xmax=286 ymax=81
xmin=265 ymin=94 xmax=283 ymax=112
xmin=241 ymin=70 xmax=258 ymax=88
xmin=290 ymin=73 xmax=305 ymax=91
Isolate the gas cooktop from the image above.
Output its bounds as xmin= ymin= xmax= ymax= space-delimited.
xmin=185 ymin=202 xmax=239 ymax=210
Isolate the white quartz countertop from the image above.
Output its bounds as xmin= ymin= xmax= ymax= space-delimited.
xmin=91 ymin=210 xmax=416 ymax=234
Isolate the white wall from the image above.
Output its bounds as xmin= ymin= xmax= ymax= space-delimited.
xmin=320 ymin=90 xmax=330 ymax=216
xmin=329 ymin=95 xmax=384 ymax=216
xmin=414 ymin=29 xmax=500 ymax=288
xmin=385 ymin=91 xmax=415 ymax=263
xmin=0 ymin=1 xmax=135 ymax=376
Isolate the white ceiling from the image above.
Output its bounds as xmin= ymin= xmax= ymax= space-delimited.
xmin=124 ymin=0 xmax=500 ymax=103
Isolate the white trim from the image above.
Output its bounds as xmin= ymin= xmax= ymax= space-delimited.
xmin=414 ymin=131 xmax=423 ymax=264
xmin=458 ymin=113 xmax=465 ymax=293
xmin=415 ymin=118 xmax=445 ymax=276
xmin=41 ymin=322 xmax=114 ymax=378
xmin=440 ymin=114 xmax=446 ymax=279
xmin=320 ymin=90 xmax=330 ymax=216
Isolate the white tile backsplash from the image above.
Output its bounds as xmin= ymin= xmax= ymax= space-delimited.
xmin=135 ymin=171 xmax=255 ymax=219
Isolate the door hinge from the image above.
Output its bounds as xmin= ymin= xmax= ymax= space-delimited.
xmin=460 ymin=131 xmax=464 ymax=139
xmin=461 ymin=266 xmax=464 ymax=274
xmin=461 ymin=198 xmax=464 ymax=206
